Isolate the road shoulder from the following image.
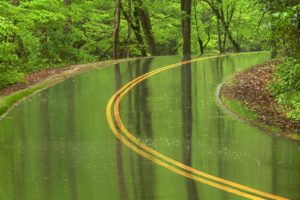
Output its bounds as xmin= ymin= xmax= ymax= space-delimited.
xmin=219 ymin=60 xmax=300 ymax=141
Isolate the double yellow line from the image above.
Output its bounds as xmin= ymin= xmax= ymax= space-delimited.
xmin=106 ymin=53 xmax=288 ymax=200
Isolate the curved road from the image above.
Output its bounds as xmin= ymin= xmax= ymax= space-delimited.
xmin=107 ymin=54 xmax=287 ymax=200
xmin=0 ymin=52 xmax=299 ymax=200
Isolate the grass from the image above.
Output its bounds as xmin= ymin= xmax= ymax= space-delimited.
xmin=222 ymin=98 xmax=258 ymax=121
xmin=221 ymin=96 xmax=283 ymax=133
xmin=0 ymin=82 xmax=47 ymax=118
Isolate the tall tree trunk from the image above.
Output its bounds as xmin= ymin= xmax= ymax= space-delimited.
xmin=236 ymin=8 xmax=242 ymax=47
xmin=198 ymin=36 xmax=204 ymax=55
xmin=222 ymin=32 xmax=227 ymax=52
xmin=113 ymin=0 xmax=121 ymax=59
xmin=222 ymin=22 xmax=240 ymax=52
xmin=217 ymin=19 xmax=223 ymax=53
xmin=194 ymin=0 xmax=204 ymax=55
xmin=135 ymin=0 xmax=158 ymax=56
xmin=126 ymin=0 xmax=132 ymax=58
xmin=270 ymin=5 xmax=277 ymax=56
xmin=133 ymin=7 xmax=147 ymax=56
xmin=122 ymin=5 xmax=147 ymax=56
xmin=181 ymin=0 xmax=192 ymax=55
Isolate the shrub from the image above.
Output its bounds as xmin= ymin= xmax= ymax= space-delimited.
xmin=0 ymin=66 xmax=25 ymax=90
xmin=270 ymin=58 xmax=300 ymax=120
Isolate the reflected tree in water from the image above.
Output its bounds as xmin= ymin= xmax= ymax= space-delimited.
xmin=181 ymin=55 xmax=199 ymax=200
xmin=12 ymin=107 xmax=26 ymax=199
xmin=135 ymin=58 xmax=156 ymax=200
xmin=114 ymin=63 xmax=128 ymax=200
xmin=40 ymin=91 xmax=51 ymax=200
xmin=66 ymin=78 xmax=78 ymax=200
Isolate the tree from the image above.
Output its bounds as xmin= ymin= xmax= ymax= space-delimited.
xmin=259 ymin=0 xmax=300 ymax=57
xmin=135 ymin=0 xmax=158 ymax=56
xmin=194 ymin=0 xmax=212 ymax=54
xmin=216 ymin=19 xmax=225 ymax=53
xmin=126 ymin=0 xmax=132 ymax=58
xmin=113 ymin=0 xmax=121 ymax=59
xmin=122 ymin=3 xmax=147 ymax=56
xmin=181 ymin=0 xmax=192 ymax=55
xmin=203 ymin=0 xmax=241 ymax=52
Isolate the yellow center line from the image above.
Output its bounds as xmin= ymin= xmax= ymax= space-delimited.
xmin=106 ymin=53 xmax=289 ymax=200
xmin=107 ymin=92 xmax=264 ymax=200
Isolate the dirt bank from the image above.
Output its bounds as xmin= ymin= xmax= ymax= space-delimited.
xmin=220 ymin=60 xmax=300 ymax=139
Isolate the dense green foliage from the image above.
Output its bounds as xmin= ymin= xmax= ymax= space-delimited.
xmin=0 ymin=0 xmax=116 ymax=88
xmin=0 ymin=0 xmax=274 ymax=90
xmin=263 ymin=0 xmax=300 ymax=120
xmin=271 ymin=58 xmax=300 ymax=120
xmin=260 ymin=0 xmax=300 ymax=57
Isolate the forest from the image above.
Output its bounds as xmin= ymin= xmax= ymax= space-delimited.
xmin=0 ymin=0 xmax=299 ymax=118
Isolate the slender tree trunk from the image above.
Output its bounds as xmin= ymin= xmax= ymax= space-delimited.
xmin=222 ymin=22 xmax=240 ymax=52
xmin=133 ymin=7 xmax=147 ymax=56
xmin=194 ymin=0 xmax=204 ymax=55
xmin=217 ymin=19 xmax=223 ymax=53
xmin=126 ymin=0 xmax=132 ymax=58
xmin=122 ymin=6 xmax=147 ymax=56
xmin=236 ymin=8 xmax=242 ymax=47
xmin=113 ymin=0 xmax=121 ymax=59
xmin=198 ymin=37 xmax=204 ymax=55
xmin=270 ymin=5 xmax=277 ymax=56
xmin=135 ymin=0 xmax=158 ymax=56
xmin=181 ymin=0 xmax=192 ymax=55
xmin=257 ymin=11 xmax=266 ymax=31
xmin=218 ymin=16 xmax=240 ymax=52
xmin=222 ymin=32 xmax=227 ymax=52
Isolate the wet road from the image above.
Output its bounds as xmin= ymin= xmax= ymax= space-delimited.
xmin=0 ymin=53 xmax=300 ymax=200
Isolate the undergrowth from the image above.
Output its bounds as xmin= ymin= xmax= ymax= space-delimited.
xmin=270 ymin=58 xmax=300 ymax=120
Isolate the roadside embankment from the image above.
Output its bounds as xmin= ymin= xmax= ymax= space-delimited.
xmin=0 ymin=58 xmax=136 ymax=119
xmin=220 ymin=60 xmax=300 ymax=140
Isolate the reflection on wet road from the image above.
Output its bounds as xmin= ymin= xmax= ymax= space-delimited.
xmin=1 ymin=53 xmax=300 ymax=200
